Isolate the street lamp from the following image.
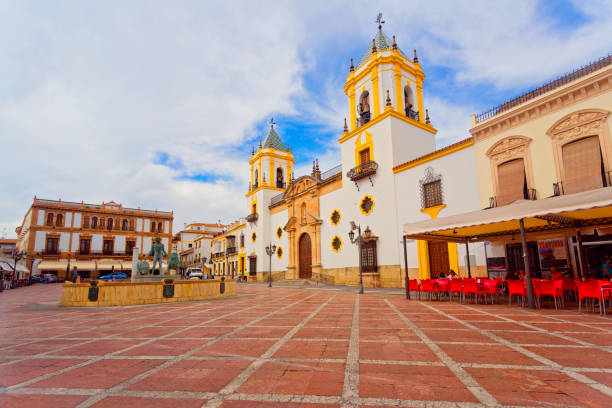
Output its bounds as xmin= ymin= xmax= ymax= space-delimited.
xmin=265 ymin=243 xmax=277 ymax=288
xmin=348 ymin=222 xmax=372 ymax=295
xmin=11 ymin=250 xmax=26 ymax=288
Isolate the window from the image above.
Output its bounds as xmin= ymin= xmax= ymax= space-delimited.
xmin=253 ymin=169 xmax=259 ymax=189
xmin=157 ymin=222 xmax=163 ymax=233
xmin=45 ymin=237 xmax=59 ymax=254
xmin=251 ymin=203 xmax=257 ymax=214
xmin=359 ymin=148 xmax=370 ymax=165
xmin=83 ymin=216 xmax=90 ymax=229
xmin=126 ymin=240 xmax=136 ymax=255
xmin=331 ymin=236 xmax=342 ymax=252
xmin=360 ymin=240 xmax=377 ymax=272
xmin=188 ymin=243 xmax=192 ymax=248
xmin=240 ymin=233 xmax=245 ymax=247
xmin=562 ymin=136 xmax=605 ymax=194
xmin=330 ymin=210 xmax=341 ymax=225
xmin=497 ymin=159 xmax=527 ymax=206
xmin=122 ymin=219 xmax=128 ymax=231
xmin=276 ymin=227 xmax=283 ymax=238
xmin=360 ymin=195 xmax=374 ymax=215
xmin=46 ymin=213 xmax=54 ymax=226
xmin=150 ymin=221 xmax=155 ymax=232
xmin=79 ymin=238 xmax=91 ymax=254
xmin=277 ymin=247 xmax=283 ymax=258
xmin=423 ymin=180 xmax=443 ymax=208
xmin=103 ymin=240 xmax=114 ymax=255
xmin=129 ymin=219 xmax=135 ymax=231
xmin=358 ymin=91 xmax=371 ymax=126
xmin=99 ymin=218 xmax=105 ymax=230
xmin=404 ymin=85 xmax=417 ymax=119
xmin=56 ymin=214 xmax=64 ymax=227
xmin=107 ymin=218 xmax=113 ymax=231
xmin=301 ymin=203 xmax=307 ymax=223
xmin=276 ymin=167 xmax=284 ymax=188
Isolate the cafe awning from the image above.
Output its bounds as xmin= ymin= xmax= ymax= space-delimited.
xmin=72 ymin=261 xmax=96 ymax=270
xmin=96 ymin=260 xmax=123 ymax=270
xmin=120 ymin=261 xmax=133 ymax=270
xmin=403 ymin=187 xmax=612 ymax=243
xmin=38 ymin=260 xmax=69 ymax=270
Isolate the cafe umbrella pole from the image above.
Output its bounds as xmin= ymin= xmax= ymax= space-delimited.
xmin=403 ymin=236 xmax=410 ymax=300
xmin=519 ymin=218 xmax=536 ymax=309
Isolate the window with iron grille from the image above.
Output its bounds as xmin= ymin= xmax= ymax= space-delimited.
xmin=423 ymin=180 xmax=443 ymax=208
xmin=419 ymin=167 xmax=443 ymax=209
xmin=360 ymin=240 xmax=377 ymax=272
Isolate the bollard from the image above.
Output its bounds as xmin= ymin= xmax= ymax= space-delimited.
xmin=220 ymin=276 xmax=226 ymax=294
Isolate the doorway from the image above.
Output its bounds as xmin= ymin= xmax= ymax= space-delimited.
xmin=299 ymin=233 xmax=312 ymax=279
xmin=249 ymin=257 xmax=257 ymax=276
xmin=428 ymin=241 xmax=449 ymax=278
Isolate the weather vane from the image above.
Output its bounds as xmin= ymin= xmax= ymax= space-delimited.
xmin=270 ymin=117 xmax=276 ymax=128
xmin=376 ymin=13 xmax=385 ymax=29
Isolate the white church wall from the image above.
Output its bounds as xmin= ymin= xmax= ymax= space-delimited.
xmin=269 ymin=208 xmax=288 ymax=271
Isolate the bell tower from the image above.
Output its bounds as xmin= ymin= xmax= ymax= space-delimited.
xmin=344 ymin=22 xmax=427 ymax=131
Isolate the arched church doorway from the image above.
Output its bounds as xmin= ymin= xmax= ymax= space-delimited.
xmin=299 ymin=233 xmax=312 ymax=279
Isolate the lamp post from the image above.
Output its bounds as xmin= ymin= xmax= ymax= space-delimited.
xmin=348 ymin=222 xmax=372 ymax=295
xmin=265 ymin=243 xmax=276 ymax=288
xmin=11 ymin=250 xmax=26 ymax=288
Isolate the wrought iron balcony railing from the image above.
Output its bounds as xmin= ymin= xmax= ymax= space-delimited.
xmin=276 ymin=181 xmax=286 ymax=189
xmin=246 ymin=212 xmax=258 ymax=223
xmin=212 ymin=251 xmax=225 ymax=258
xmin=347 ymin=161 xmax=378 ymax=182
xmin=488 ymin=188 xmax=537 ymax=208
xmin=405 ymin=108 xmax=419 ymax=121
xmin=226 ymin=247 xmax=237 ymax=255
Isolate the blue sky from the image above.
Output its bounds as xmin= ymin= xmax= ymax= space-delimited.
xmin=1 ymin=0 xmax=611 ymax=235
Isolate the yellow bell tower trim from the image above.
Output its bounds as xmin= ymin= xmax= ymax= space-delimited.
xmin=371 ymin=66 xmax=380 ymax=118
xmin=420 ymin=204 xmax=446 ymax=219
xmin=354 ymin=131 xmax=374 ymax=167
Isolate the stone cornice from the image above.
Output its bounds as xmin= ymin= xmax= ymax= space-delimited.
xmin=470 ymin=66 xmax=612 ymax=143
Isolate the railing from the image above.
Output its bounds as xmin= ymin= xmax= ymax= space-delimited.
xmin=33 ymin=198 xmax=173 ymax=215
xmin=213 ymin=252 xmax=225 ymax=258
xmin=475 ymin=54 xmax=612 ymax=123
xmin=347 ymin=161 xmax=378 ymax=182
xmin=321 ymin=164 xmax=342 ymax=180
xmin=276 ymin=181 xmax=286 ymax=189
xmin=226 ymin=247 xmax=237 ymax=255
xmin=405 ymin=108 xmax=419 ymax=121
xmin=489 ymin=188 xmax=537 ymax=207
xmin=270 ymin=193 xmax=285 ymax=207
xmin=42 ymin=249 xmax=59 ymax=255
xmin=246 ymin=213 xmax=258 ymax=222
xmin=554 ymin=172 xmax=612 ymax=196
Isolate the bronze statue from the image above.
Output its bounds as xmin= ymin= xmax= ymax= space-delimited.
xmin=148 ymin=237 xmax=168 ymax=274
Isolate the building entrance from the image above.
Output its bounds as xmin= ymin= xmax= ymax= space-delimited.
xmin=299 ymin=233 xmax=312 ymax=279
xmin=428 ymin=241 xmax=449 ymax=278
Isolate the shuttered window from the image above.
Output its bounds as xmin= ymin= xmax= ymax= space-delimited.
xmin=361 ymin=241 xmax=378 ymax=273
xmin=497 ymin=159 xmax=526 ymax=206
xmin=359 ymin=148 xmax=370 ymax=165
xmin=423 ymin=180 xmax=443 ymax=208
xmin=562 ymin=136 xmax=604 ymax=194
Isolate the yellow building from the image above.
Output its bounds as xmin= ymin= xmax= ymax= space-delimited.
xmin=211 ymin=220 xmax=247 ymax=278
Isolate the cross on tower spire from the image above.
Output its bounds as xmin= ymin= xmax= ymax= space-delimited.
xmin=269 ymin=117 xmax=276 ymax=129
xmin=375 ymin=12 xmax=385 ymax=30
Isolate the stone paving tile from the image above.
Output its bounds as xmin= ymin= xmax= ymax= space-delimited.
xmin=0 ymin=393 xmax=90 ymax=408
xmin=238 ymin=361 xmax=345 ymax=396
xmin=2 ymin=339 xmax=82 ymax=356
xmin=420 ymin=328 xmax=493 ymax=343
xmin=293 ymin=327 xmax=351 ymax=339
xmin=562 ymin=332 xmax=612 ymax=346
xmin=48 ymin=339 xmax=143 ymax=356
xmin=118 ymin=339 xmax=209 ymax=356
xmin=173 ymin=326 xmax=235 ymax=338
xmin=469 ymin=321 xmax=538 ymax=331
xmin=30 ymin=358 xmax=166 ymax=389
xmin=491 ymin=330 xmax=582 ymax=345
xmin=467 ymin=367 xmax=612 ymax=408
xmin=359 ymin=363 xmax=478 ymax=402
xmin=229 ymin=325 xmax=293 ymax=338
xmin=128 ymin=359 xmax=252 ymax=392
xmin=359 ymin=341 xmax=439 ymax=362
xmin=91 ymin=396 xmax=207 ymax=407
xmin=359 ymin=328 xmax=419 ymax=341
xmin=194 ymin=338 xmax=277 ymax=358
xmin=438 ymin=343 xmax=542 ymax=366
xmin=119 ymin=325 xmax=185 ymax=338
xmin=0 ymin=358 xmax=87 ymax=387
xmin=524 ymin=345 xmax=612 ymax=368
xmin=274 ymin=339 xmax=349 ymax=359
xmin=582 ymin=372 xmax=612 ymax=388
xmin=529 ymin=322 xmax=608 ymax=332
xmin=221 ymin=402 xmax=340 ymax=407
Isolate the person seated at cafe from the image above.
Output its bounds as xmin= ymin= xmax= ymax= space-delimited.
xmin=438 ymin=271 xmax=446 ymax=278
xmin=550 ymin=267 xmax=563 ymax=280
xmin=517 ymin=269 xmax=526 ymax=280
xmin=504 ymin=269 xmax=517 ymax=281
xmin=602 ymin=257 xmax=612 ymax=280
xmin=447 ymin=270 xmax=457 ymax=280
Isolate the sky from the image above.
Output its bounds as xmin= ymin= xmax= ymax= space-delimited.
xmin=2 ymin=0 xmax=612 ymax=237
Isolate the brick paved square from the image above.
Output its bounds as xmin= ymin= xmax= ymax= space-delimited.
xmin=360 ymin=363 xmax=478 ymax=402
xmin=128 ymin=359 xmax=251 ymax=392
xmin=467 ymin=367 xmax=612 ymax=407
xmin=238 ymin=361 xmax=345 ymax=396
xmin=30 ymin=358 xmax=165 ymax=389
xmin=2 ymin=283 xmax=612 ymax=407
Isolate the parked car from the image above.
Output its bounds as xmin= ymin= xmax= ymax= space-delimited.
xmin=43 ymin=273 xmax=58 ymax=283
xmin=186 ymin=268 xmax=203 ymax=279
xmin=99 ymin=272 xmax=128 ymax=280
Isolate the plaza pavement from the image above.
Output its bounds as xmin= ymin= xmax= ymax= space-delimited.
xmin=0 ymin=282 xmax=611 ymax=408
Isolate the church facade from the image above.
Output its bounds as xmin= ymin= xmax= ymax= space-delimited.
xmin=238 ymin=27 xmax=487 ymax=287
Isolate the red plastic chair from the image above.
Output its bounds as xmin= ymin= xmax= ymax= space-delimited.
xmin=420 ymin=279 xmax=434 ymax=301
xmin=432 ymin=279 xmax=449 ymax=300
xmin=449 ymin=279 xmax=463 ymax=302
xmin=480 ymin=279 xmax=500 ymax=304
xmin=562 ymin=278 xmax=577 ymax=301
xmin=532 ymin=279 xmax=563 ymax=309
xmin=408 ymin=279 xmax=420 ymax=299
xmin=575 ymin=280 xmax=605 ymax=313
xmin=463 ymin=280 xmax=487 ymax=304
xmin=507 ymin=279 xmax=526 ymax=306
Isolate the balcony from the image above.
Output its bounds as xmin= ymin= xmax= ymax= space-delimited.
xmin=405 ymin=107 xmax=419 ymax=121
xmin=213 ymin=251 xmax=225 ymax=258
xmin=42 ymin=249 xmax=59 ymax=255
xmin=276 ymin=181 xmax=286 ymax=189
xmin=554 ymin=172 xmax=612 ymax=196
xmin=347 ymin=161 xmax=378 ymax=182
xmin=488 ymin=188 xmax=537 ymax=208
xmin=246 ymin=212 xmax=258 ymax=223
xmin=226 ymin=247 xmax=237 ymax=255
